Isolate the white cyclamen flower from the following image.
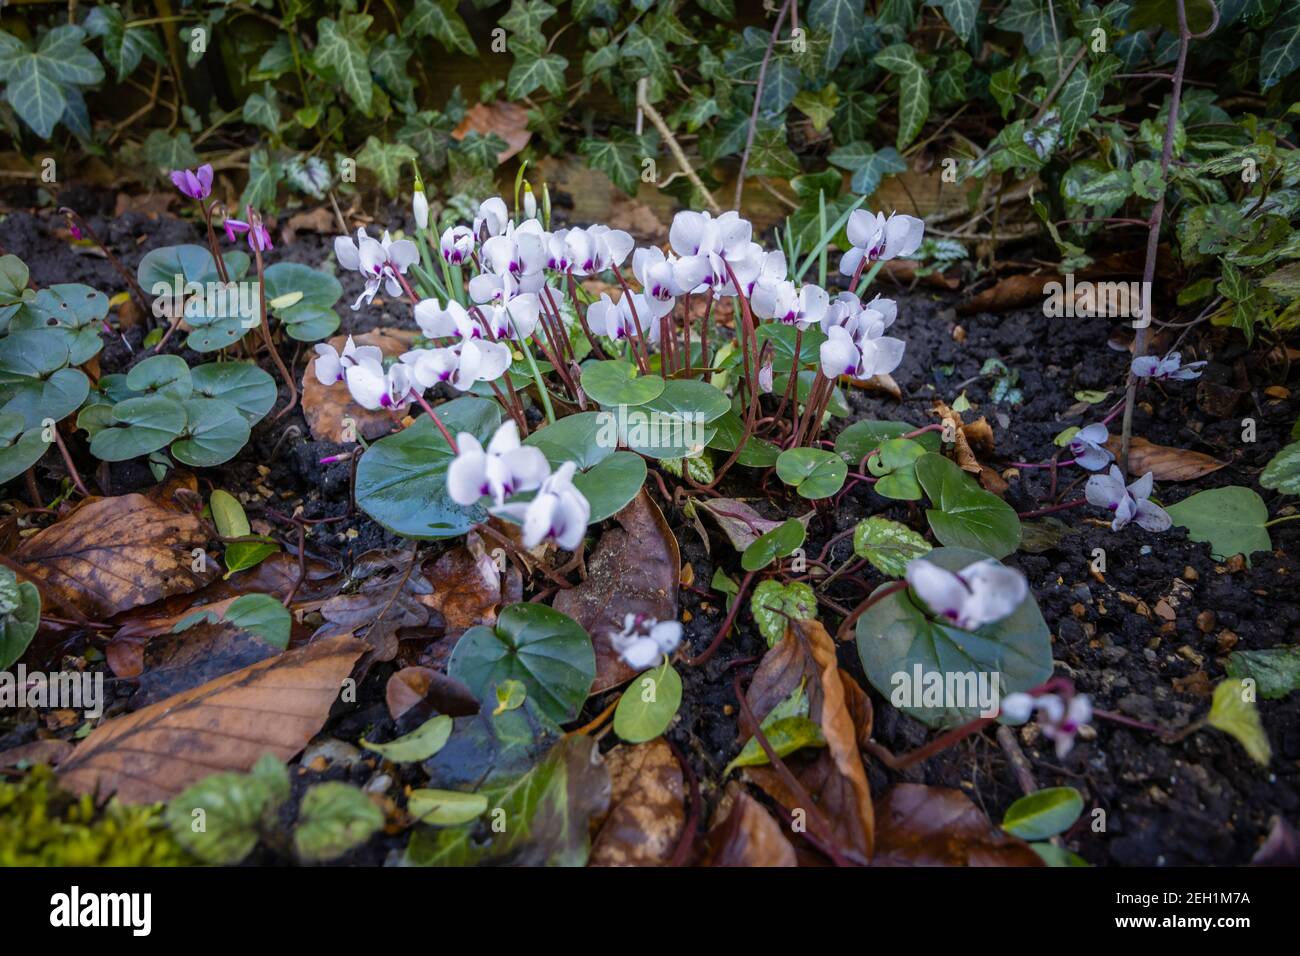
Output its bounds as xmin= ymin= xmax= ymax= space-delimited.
xmin=1131 ymin=351 xmax=1207 ymax=381
xmin=400 ymin=346 xmax=461 ymax=389
xmin=473 ymin=196 xmax=510 ymax=240
xmin=609 ymin=614 xmax=683 ymax=670
xmin=750 ymin=277 xmax=829 ymax=330
xmin=440 ymin=225 xmax=474 ymax=265
xmin=818 ymin=311 xmax=905 ymax=380
xmin=480 ymin=222 xmax=547 ymax=291
xmin=566 ymin=225 xmax=635 ymax=276
xmin=312 ymin=335 xmax=382 ymax=385
xmin=415 ymin=299 xmax=483 ymax=340
xmin=668 ymin=210 xmax=755 ymax=294
xmin=334 ymin=228 xmax=419 ymax=310
xmin=446 ymin=421 xmax=549 ymax=507
xmin=904 ymin=557 xmax=1029 ymax=631
xmin=840 ymin=210 xmax=925 ymax=277
xmin=1002 ymin=693 xmax=1093 ymax=759
xmin=449 ymin=338 xmax=512 ymax=392
xmin=344 ymin=357 xmax=415 ymax=410
xmin=1068 ymin=423 xmax=1114 ymax=471
xmin=632 ymin=246 xmax=687 ymax=302
xmin=1085 ymin=466 xmax=1171 ymax=532
xmin=493 ymin=461 xmax=591 ymax=551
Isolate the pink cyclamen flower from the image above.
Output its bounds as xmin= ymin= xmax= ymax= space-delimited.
xmin=904 ymin=557 xmax=1029 ymax=631
xmin=1000 ymin=692 xmax=1093 ymax=759
xmin=170 ymin=164 xmax=214 ymax=201
xmin=1085 ymin=466 xmax=1171 ymax=532
xmin=609 ymin=614 xmax=683 ymax=670
xmin=1131 ymin=351 xmax=1207 ymax=381
xmin=224 ymin=217 xmax=273 ymax=252
xmin=1068 ymin=422 xmax=1114 ymax=471
xmin=446 ymin=420 xmax=549 ymax=507
xmin=492 ymin=461 xmax=591 ymax=551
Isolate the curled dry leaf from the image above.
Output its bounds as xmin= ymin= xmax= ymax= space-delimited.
xmin=741 ymin=619 xmax=874 ymax=859
xmin=302 ymin=328 xmax=416 ymax=442
xmin=696 ymin=497 xmax=808 ymax=553
xmin=312 ymin=547 xmax=431 ymax=662
xmin=58 ymin=635 xmax=366 ymax=804
xmin=841 ymin=371 xmax=901 ymax=400
xmin=590 ymin=738 xmax=686 ymax=867
xmin=553 ymin=489 xmax=679 ymax=693
xmin=12 ymin=491 xmax=216 ymax=619
xmin=700 ymin=787 xmax=797 ymax=867
xmin=957 ymin=273 xmax=1057 ymax=315
xmin=452 ymin=101 xmax=532 ymax=162
xmin=872 ymin=783 xmax=1043 ymax=866
xmin=280 ymin=206 xmax=338 ymax=245
xmin=931 ymin=400 xmax=993 ymax=474
xmin=385 ymin=666 xmax=480 ymax=722
xmin=1103 ymin=435 xmax=1227 ymax=481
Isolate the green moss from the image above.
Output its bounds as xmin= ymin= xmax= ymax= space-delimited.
xmin=0 ymin=765 xmax=194 ymax=866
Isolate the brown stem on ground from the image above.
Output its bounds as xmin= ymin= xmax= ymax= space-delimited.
xmin=686 ymin=569 xmax=756 ymax=666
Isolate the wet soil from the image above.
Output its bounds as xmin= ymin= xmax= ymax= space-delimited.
xmin=2 ymin=193 xmax=1297 ymax=866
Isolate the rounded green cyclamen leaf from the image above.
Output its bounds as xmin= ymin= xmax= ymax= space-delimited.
xmin=706 ymin=409 xmax=781 ymax=467
xmin=750 ymin=579 xmax=817 ymax=646
xmin=1030 ymin=843 xmax=1090 ymax=867
xmin=262 ymin=261 xmax=343 ymax=342
xmin=835 ymin=419 xmax=942 ymax=465
xmin=356 ymin=397 xmax=503 ymax=539
xmin=852 ymin=516 xmax=932 ymax=577
xmin=28 ymin=284 xmax=107 ymax=364
xmin=915 ymin=453 xmax=1021 ymax=558
xmin=293 ymin=782 xmax=385 ymax=863
xmin=407 ymin=789 xmax=490 ymax=826
xmin=0 ymin=413 xmax=50 ymax=485
xmin=615 ymin=379 xmax=727 ymax=459
xmin=137 ymin=244 xmax=248 ymax=291
xmin=571 ymin=450 xmax=646 ymax=523
xmin=742 ymin=518 xmax=807 ymax=572
xmin=613 ymin=659 xmax=683 ymax=743
xmin=89 ymin=394 xmax=187 ymax=461
xmin=855 ymin=547 xmax=1052 ymax=728
xmin=126 ymin=354 xmax=193 ymax=400
xmin=755 ymin=322 xmax=825 ymax=374
xmin=580 ymin=359 xmax=665 ymax=407
xmin=866 ymin=438 xmax=926 ymax=500
xmin=362 ymin=715 xmax=454 ymax=762
xmin=0 ymin=565 xmax=41 ymax=670
xmin=1165 ymin=486 xmax=1271 ymax=564
xmin=1002 ymin=787 xmax=1085 ymax=841
xmin=191 ymin=361 xmax=277 ymax=425
xmin=170 ymin=398 xmax=251 ymax=467
xmin=0 ymin=328 xmax=70 ymax=381
xmin=1260 ymin=441 xmax=1300 ymax=496
xmin=447 ymin=603 xmax=596 ymax=727
xmin=776 ymin=447 xmax=847 ymax=499
xmin=1 ymin=367 xmax=90 ymax=430
xmin=523 ymin=411 xmax=614 ymax=471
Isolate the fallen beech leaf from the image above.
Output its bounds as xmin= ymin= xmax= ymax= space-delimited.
xmin=741 ymin=619 xmax=874 ymax=858
xmin=58 ymin=635 xmax=366 ymax=804
xmin=312 ymin=547 xmax=431 ymax=662
xmin=1103 ymin=436 xmax=1227 ymax=481
xmin=842 ymin=372 xmax=902 ymax=399
xmin=385 ymin=666 xmax=480 ymax=721
xmin=130 ymin=620 xmax=283 ymax=707
xmin=701 ymin=788 xmax=797 ymax=866
xmin=881 ymin=259 xmax=959 ymax=290
xmin=452 ymin=101 xmax=532 ymax=162
xmin=590 ymin=739 xmax=686 ymax=867
xmin=302 ymin=328 xmax=416 ymax=442
xmin=0 ymin=738 xmax=74 ymax=768
xmin=553 ymin=490 xmax=679 ymax=693
xmin=873 ymin=783 xmax=1043 ymax=866
xmin=957 ymin=273 xmax=1057 ymax=315
xmin=13 ymin=492 xmax=216 ymax=619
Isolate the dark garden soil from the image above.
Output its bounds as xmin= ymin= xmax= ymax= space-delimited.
xmin=2 ymin=189 xmax=1297 ymax=866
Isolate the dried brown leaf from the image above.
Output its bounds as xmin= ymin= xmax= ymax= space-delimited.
xmin=58 ymin=635 xmax=366 ymax=804
xmin=452 ymin=101 xmax=532 ymax=162
xmin=872 ymin=783 xmax=1043 ymax=866
xmin=957 ymin=273 xmax=1057 ymax=315
xmin=701 ymin=788 xmax=797 ymax=867
xmin=1103 ymin=436 xmax=1227 ymax=481
xmin=12 ymin=492 xmax=216 ymax=619
xmin=590 ymin=739 xmax=686 ymax=867
xmin=384 ymin=666 xmax=480 ymax=721
xmin=553 ymin=490 xmax=679 ymax=693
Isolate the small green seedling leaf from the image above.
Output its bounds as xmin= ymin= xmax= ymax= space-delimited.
xmin=362 ymin=714 xmax=454 ymax=762
xmin=613 ymin=658 xmax=683 ymax=743
xmin=1001 ymin=786 xmax=1084 ymax=840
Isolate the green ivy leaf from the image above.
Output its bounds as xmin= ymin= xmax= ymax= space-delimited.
xmin=357 ymin=135 xmax=417 ymax=196
xmin=874 ymin=43 xmax=929 ymax=149
xmin=828 ymin=142 xmax=907 ymax=197
xmin=578 ymin=131 xmax=647 ymax=196
xmin=84 ymin=7 xmax=165 ymax=82
xmin=750 ymin=580 xmax=817 ymax=646
xmin=0 ymin=25 xmax=103 ymax=138
xmin=933 ymin=0 xmax=978 ymax=41
xmin=0 ymin=563 xmax=40 ymax=670
xmin=410 ymin=0 xmax=477 ymax=55
xmin=315 ymin=15 xmax=374 ymax=114
xmin=507 ymin=42 xmax=568 ymax=100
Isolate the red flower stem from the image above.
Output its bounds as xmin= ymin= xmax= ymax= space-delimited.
xmin=60 ymin=207 xmax=150 ymax=312
xmin=412 ymin=391 xmax=459 ymax=453
xmin=1017 ymin=497 xmax=1088 ymax=519
xmin=834 ymin=579 xmax=908 ymax=643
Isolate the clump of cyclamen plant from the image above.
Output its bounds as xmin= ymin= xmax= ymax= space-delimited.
xmin=1085 ymin=466 xmax=1171 ymax=532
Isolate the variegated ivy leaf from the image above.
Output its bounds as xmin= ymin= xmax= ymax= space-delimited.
xmin=874 ymin=43 xmax=929 ymax=150
xmin=409 ymin=0 xmax=477 ymax=57
xmin=314 ymin=15 xmax=374 ymax=115
xmin=750 ymin=580 xmax=818 ymax=647
xmin=357 ymin=136 xmax=417 ymax=197
xmin=0 ymin=25 xmax=103 ymax=139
